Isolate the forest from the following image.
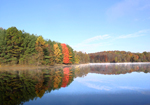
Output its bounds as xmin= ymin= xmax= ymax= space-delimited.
xmin=89 ymin=51 xmax=150 ymax=63
xmin=0 ymin=27 xmax=89 ymax=66
xmin=0 ymin=27 xmax=150 ymax=66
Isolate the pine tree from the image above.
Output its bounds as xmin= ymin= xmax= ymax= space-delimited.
xmin=67 ymin=45 xmax=75 ymax=64
xmin=19 ymin=33 xmax=37 ymax=65
xmin=58 ymin=43 xmax=63 ymax=64
xmin=5 ymin=27 xmax=24 ymax=64
xmin=44 ymin=40 xmax=55 ymax=65
xmin=0 ymin=29 xmax=7 ymax=64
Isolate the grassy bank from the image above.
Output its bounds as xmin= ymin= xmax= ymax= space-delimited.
xmin=0 ymin=64 xmax=78 ymax=71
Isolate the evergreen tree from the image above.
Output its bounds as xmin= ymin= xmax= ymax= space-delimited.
xmin=44 ymin=40 xmax=55 ymax=65
xmin=67 ymin=45 xmax=75 ymax=64
xmin=5 ymin=27 xmax=24 ymax=64
xmin=58 ymin=43 xmax=63 ymax=64
xmin=0 ymin=29 xmax=7 ymax=64
xmin=19 ymin=33 xmax=37 ymax=65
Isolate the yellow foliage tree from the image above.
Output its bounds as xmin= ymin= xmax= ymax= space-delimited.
xmin=74 ymin=51 xmax=80 ymax=64
xmin=68 ymin=48 xmax=73 ymax=63
xmin=53 ymin=43 xmax=62 ymax=64
xmin=35 ymin=36 xmax=48 ymax=65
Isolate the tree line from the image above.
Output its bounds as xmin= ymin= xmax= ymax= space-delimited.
xmin=1 ymin=27 xmax=149 ymax=65
xmin=89 ymin=51 xmax=150 ymax=63
xmin=0 ymin=27 xmax=90 ymax=65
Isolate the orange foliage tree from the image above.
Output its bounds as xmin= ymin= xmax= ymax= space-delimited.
xmin=61 ymin=43 xmax=69 ymax=64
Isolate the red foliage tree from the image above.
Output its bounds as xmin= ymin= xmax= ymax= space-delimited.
xmin=61 ymin=43 xmax=69 ymax=64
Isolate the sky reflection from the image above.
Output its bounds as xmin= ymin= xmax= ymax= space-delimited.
xmin=74 ymin=72 xmax=150 ymax=94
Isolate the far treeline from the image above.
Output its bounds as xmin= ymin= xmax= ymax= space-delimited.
xmin=89 ymin=51 xmax=150 ymax=63
xmin=0 ymin=27 xmax=90 ymax=65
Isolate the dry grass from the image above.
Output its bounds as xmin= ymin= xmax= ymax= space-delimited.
xmin=0 ymin=65 xmax=48 ymax=71
xmin=0 ymin=64 xmax=78 ymax=71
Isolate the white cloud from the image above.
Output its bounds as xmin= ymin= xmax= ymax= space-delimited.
xmin=76 ymin=79 xmax=111 ymax=91
xmin=117 ymin=34 xmax=143 ymax=39
xmin=82 ymin=34 xmax=110 ymax=44
xmin=119 ymin=86 xmax=150 ymax=95
xmin=71 ymin=34 xmax=111 ymax=52
xmin=72 ymin=29 xmax=150 ymax=53
xmin=116 ymin=29 xmax=150 ymax=39
xmin=85 ymin=83 xmax=111 ymax=91
xmin=72 ymin=42 xmax=112 ymax=53
xmin=119 ymin=86 xmax=142 ymax=90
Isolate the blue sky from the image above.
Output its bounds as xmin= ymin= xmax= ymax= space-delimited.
xmin=0 ymin=0 xmax=150 ymax=53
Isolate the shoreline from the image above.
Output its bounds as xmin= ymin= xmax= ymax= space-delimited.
xmin=0 ymin=64 xmax=80 ymax=71
xmin=89 ymin=62 xmax=150 ymax=64
xmin=0 ymin=62 xmax=150 ymax=71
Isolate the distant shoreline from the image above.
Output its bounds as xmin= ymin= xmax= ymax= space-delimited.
xmin=89 ymin=62 xmax=150 ymax=64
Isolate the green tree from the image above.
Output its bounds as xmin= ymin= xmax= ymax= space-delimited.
xmin=5 ymin=27 xmax=24 ymax=64
xmin=19 ymin=33 xmax=38 ymax=65
xmin=0 ymin=28 xmax=7 ymax=64
xmin=58 ymin=43 xmax=63 ymax=64
xmin=67 ymin=45 xmax=75 ymax=64
xmin=44 ymin=40 xmax=55 ymax=65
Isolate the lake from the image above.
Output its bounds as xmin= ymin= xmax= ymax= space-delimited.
xmin=0 ymin=63 xmax=150 ymax=105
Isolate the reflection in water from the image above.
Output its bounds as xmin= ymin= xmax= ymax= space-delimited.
xmin=89 ymin=63 xmax=150 ymax=74
xmin=0 ymin=64 xmax=150 ymax=105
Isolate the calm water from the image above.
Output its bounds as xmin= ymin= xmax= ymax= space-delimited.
xmin=0 ymin=63 xmax=150 ymax=105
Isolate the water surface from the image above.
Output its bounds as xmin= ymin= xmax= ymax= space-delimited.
xmin=0 ymin=63 xmax=150 ymax=105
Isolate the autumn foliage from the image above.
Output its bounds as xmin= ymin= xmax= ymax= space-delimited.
xmin=61 ymin=67 xmax=70 ymax=87
xmin=61 ymin=44 xmax=69 ymax=64
xmin=89 ymin=51 xmax=150 ymax=63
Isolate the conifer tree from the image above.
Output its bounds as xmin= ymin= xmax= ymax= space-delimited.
xmin=58 ymin=43 xmax=63 ymax=64
xmin=5 ymin=27 xmax=24 ymax=64
xmin=0 ymin=29 xmax=7 ymax=64
xmin=19 ymin=33 xmax=37 ymax=65
xmin=44 ymin=40 xmax=55 ymax=65
xmin=67 ymin=45 xmax=75 ymax=64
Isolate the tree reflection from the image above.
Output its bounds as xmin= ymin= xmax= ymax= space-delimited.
xmin=0 ymin=67 xmax=74 ymax=105
xmin=89 ymin=64 xmax=150 ymax=74
xmin=0 ymin=64 xmax=150 ymax=105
